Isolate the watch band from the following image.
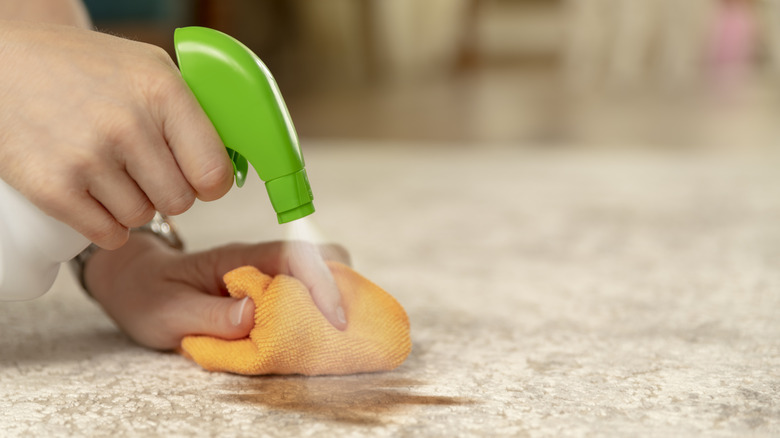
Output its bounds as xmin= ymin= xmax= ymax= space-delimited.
xmin=69 ymin=212 xmax=184 ymax=295
xmin=136 ymin=212 xmax=184 ymax=251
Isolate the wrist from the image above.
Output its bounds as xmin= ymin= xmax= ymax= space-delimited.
xmin=84 ymin=232 xmax=163 ymax=297
xmin=71 ymin=213 xmax=184 ymax=297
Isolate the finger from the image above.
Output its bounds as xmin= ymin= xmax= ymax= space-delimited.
xmin=157 ymin=76 xmax=233 ymax=202
xmin=123 ymin=125 xmax=197 ymax=216
xmin=303 ymin=265 xmax=347 ymax=330
xmin=175 ymin=294 xmax=255 ymax=341
xmin=189 ymin=241 xmax=349 ymax=329
xmin=317 ymin=244 xmax=352 ymax=267
xmin=93 ymin=283 xmax=254 ymax=350
xmin=87 ymin=168 xmax=156 ymax=228
xmin=189 ymin=241 xmax=288 ymax=284
xmin=283 ymin=241 xmax=347 ymax=330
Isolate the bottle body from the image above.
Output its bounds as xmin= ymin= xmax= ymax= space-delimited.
xmin=0 ymin=179 xmax=89 ymax=300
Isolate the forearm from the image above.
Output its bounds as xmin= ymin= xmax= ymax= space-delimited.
xmin=0 ymin=0 xmax=91 ymax=28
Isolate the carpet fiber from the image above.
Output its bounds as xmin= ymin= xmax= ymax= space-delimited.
xmin=1 ymin=143 xmax=778 ymax=436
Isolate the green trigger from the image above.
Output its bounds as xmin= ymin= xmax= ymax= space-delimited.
xmin=228 ymin=148 xmax=248 ymax=187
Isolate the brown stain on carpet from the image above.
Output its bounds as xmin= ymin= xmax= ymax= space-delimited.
xmin=220 ymin=376 xmax=473 ymax=426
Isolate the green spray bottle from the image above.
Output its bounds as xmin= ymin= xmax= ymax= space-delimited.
xmin=174 ymin=26 xmax=314 ymax=223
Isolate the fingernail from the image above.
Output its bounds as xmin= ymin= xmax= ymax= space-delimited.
xmin=230 ymin=297 xmax=250 ymax=326
xmin=336 ymin=306 xmax=347 ymax=324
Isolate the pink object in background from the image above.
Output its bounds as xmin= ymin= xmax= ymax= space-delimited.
xmin=708 ymin=0 xmax=756 ymax=91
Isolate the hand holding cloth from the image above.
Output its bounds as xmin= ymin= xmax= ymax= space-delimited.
xmin=181 ymin=262 xmax=411 ymax=376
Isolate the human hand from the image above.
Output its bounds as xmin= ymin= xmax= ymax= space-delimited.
xmin=84 ymin=232 xmax=351 ymax=350
xmin=0 ymin=20 xmax=233 ymax=250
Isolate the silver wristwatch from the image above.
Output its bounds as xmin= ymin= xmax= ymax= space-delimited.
xmin=69 ymin=212 xmax=184 ymax=294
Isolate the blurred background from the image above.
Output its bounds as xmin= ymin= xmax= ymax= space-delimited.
xmin=84 ymin=0 xmax=779 ymax=150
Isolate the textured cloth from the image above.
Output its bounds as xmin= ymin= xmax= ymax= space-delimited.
xmin=181 ymin=262 xmax=411 ymax=376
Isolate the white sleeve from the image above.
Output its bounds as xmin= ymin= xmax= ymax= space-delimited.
xmin=0 ymin=179 xmax=89 ymax=301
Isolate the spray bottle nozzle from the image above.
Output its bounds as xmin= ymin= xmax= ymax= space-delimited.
xmin=174 ymin=26 xmax=314 ymax=224
xmin=266 ymin=169 xmax=314 ymax=223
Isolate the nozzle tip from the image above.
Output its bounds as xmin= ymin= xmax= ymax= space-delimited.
xmin=277 ymin=202 xmax=315 ymax=224
xmin=265 ymin=169 xmax=315 ymax=224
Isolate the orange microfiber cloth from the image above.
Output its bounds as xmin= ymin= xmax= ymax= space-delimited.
xmin=181 ymin=262 xmax=411 ymax=376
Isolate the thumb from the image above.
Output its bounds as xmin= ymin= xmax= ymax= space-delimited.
xmin=180 ymin=295 xmax=255 ymax=340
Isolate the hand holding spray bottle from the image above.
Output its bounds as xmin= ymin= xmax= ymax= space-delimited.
xmin=0 ymin=27 xmax=314 ymax=300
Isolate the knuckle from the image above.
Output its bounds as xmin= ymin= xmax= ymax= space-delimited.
xmin=156 ymin=188 xmax=195 ymax=215
xmin=97 ymin=104 xmax=146 ymax=146
xmin=147 ymin=43 xmax=173 ymax=64
xmin=133 ymin=42 xmax=176 ymax=75
xmin=140 ymin=42 xmax=178 ymax=71
xmin=87 ymin=219 xmax=128 ymax=250
xmin=137 ymin=61 xmax=182 ymax=108
xmin=118 ymin=199 xmax=156 ymax=228
xmin=144 ymin=73 xmax=178 ymax=105
xmin=54 ymin=145 xmax=101 ymax=178
xmin=204 ymin=301 xmax=228 ymax=331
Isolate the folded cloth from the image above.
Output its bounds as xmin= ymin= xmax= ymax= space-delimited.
xmin=181 ymin=262 xmax=411 ymax=376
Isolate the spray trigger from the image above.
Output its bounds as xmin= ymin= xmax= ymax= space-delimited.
xmin=228 ymin=148 xmax=248 ymax=188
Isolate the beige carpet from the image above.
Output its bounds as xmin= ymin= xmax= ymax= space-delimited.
xmin=1 ymin=142 xmax=778 ymax=437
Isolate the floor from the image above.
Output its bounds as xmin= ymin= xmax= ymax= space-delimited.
xmin=1 ymin=143 xmax=779 ymax=436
